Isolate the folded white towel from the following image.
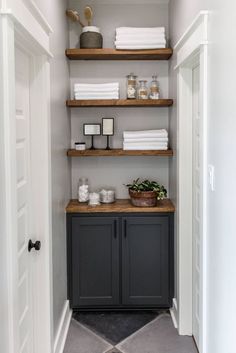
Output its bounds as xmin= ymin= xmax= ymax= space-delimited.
xmin=123 ymin=145 xmax=168 ymax=151
xmin=123 ymin=129 xmax=168 ymax=139
xmin=74 ymin=87 xmax=119 ymax=93
xmin=115 ymin=40 xmax=166 ymax=46
xmin=75 ymin=91 xmax=119 ymax=97
xmin=123 ymin=142 xmax=168 ymax=147
xmin=116 ymin=27 xmax=165 ymax=34
xmin=74 ymin=82 xmax=119 ymax=89
xmin=116 ymin=44 xmax=166 ymax=49
xmin=75 ymin=95 xmax=119 ymax=100
xmin=124 ymin=137 xmax=168 ymax=143
xmin=116 ymin=34 xmax=165 ymax=41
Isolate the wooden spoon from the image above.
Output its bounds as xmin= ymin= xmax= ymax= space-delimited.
xmin=66 ymin=10 xmax=85 ymax=27
xmin=84 ymin=6 xmax=93 ymax=26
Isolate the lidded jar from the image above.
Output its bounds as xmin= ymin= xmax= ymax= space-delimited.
xmin=149 ymin=75 xmax=160 ymax=99
xmin=126 ymin=73 xmax=137 ymax=99
xmin=78 ymin=177 xmax=89 ymax=203
xmin=138 ymin=80 xmax=148 ymax=99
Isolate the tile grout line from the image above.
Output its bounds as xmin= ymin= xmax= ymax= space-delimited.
xmin=71 ymin=318 xmax=113 ymax=350
xmin=115 ymin=313 xmax=170 ymax=349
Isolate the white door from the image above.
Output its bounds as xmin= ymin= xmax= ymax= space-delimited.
xmin=192 ymin=63 xmax=201 ymax=350
xmin=15 ymin=45 xmax=37 ymax=353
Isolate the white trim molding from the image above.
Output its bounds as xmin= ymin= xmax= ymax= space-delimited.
xmin=170 ymin=298 xmax=178 ymax=329
xmin=54 ymin=301 xmax=72 ymax=353
xmin=173 ymin=10 xmax=209 ymax=353
xmin=174 ymin=11 xmax=209 ymax=70
xmin=0 ymin=0 xmax=53 ymax=57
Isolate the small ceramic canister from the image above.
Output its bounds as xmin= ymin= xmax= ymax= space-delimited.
xmin=80 ymin=26 xmax=103 ymax=49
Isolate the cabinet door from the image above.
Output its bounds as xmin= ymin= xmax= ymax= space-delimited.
xmin=70 ymin=216 xmax=119 ymax=307
xmin=122 ymin=216 xmax=170 ymax=306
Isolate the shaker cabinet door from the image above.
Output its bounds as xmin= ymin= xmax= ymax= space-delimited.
xmin=69 ymin=216 xmax=119 ymax=307
xmin=122 ymin=216 xmax=170 ymax=306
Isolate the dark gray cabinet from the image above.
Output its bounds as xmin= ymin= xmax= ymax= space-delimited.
xmin=67 ymin=213 xmax=174 ymax=309
xmin=69 ymin=216 xmax=119 ymax=307
xmin=122 ymin=217 xmax=170 ymax=306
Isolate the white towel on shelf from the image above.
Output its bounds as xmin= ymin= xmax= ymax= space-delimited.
xmin=116 ymin=44 xmax=166 ymax=49
xmin=116 ymin=27 xmax=165 ymax=34
xmin=74 ymin=91 xmax=119 ymax=97
xmin=124 ymin=137 xmax=168 ymax=143
xmin=123 ymin=141 xmax=168 ymax=147
xmin=74 ymin=82 xmax=119 ymax=89
xmin=74 ymin=95 xmax=119 ymax=100
xmin=123 ymin=129 xmax=168 ymax=139
xmin=74 ymin=87 xmax=119 ymax=93
xmin=115 ymin=39 xmax=166 ymax=46
xmin=116 ymin=34 xmax=165 ymax=41
xmin=123 ymin=144 xmax=168 ymax=151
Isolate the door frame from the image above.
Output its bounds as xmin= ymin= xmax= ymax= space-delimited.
xmin=171 ymin=11 xmax=209 ymax=353
xmin=0 ymin=2 xmax=53 ymax=353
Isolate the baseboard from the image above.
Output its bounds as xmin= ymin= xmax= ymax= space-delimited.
xmin=54 ymin=300 xmax=72 ymax=353
xmin=170 ymin=298 xmax=178 ymax=329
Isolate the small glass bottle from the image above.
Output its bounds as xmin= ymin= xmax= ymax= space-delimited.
xmin=138 ymin=80 xmax=148 ymax=99
xmin=78 ymin=177 xmax=89 ymax=203
xmin=149 ymin=75 xmax=160 ymax=99
xmin=126 ymin=73 xmax=137 ymax=99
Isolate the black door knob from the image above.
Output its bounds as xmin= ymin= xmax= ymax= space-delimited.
xmin=28 ymin=239 xmax=41 ymax=252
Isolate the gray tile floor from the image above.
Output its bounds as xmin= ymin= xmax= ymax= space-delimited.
xmin=64 ymin=313 xmax=198 ymax=353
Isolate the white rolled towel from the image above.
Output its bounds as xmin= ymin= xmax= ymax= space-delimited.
xmin=116 ymin=44 xmax=166 ymax=49
xmin=116 ymin=27 xmax=165 ymax=34
xmin=123 ymin=129 xmax=168 ymax=139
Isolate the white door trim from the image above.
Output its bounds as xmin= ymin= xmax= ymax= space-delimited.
xmin=171 ymin=11 xmax=209 ymax=353
xmin=0 ymin=1 xmax=53 ymax=352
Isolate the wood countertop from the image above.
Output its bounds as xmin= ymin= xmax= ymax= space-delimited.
xmin=66 ymin=199 xmax=175 ymax=214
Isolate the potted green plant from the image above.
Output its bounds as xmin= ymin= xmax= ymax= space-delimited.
xmin=125 ymin=178 xmax=167 ymax=207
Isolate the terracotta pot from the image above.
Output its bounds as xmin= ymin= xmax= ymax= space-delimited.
xmin=129 ymin=189 xmax=157 ymax=207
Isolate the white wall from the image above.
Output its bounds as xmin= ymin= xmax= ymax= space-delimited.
xmin=69 ymin=0 xmax=170 ymax=198
xmin=33 ymin=0 xmax=71 ymax=339
xmin=206 ymin=0 xmax=236 ymax=352
xmin=169 ymin=0 xmax=236 ymax=352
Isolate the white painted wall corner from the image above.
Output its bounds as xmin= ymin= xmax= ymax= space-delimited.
xmin=54 ymin=301 xmax=72 ymax=353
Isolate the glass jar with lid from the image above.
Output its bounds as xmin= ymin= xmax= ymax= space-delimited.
xmin=126 ymin=73 xmax=137 ymax=99
xmin=149 ymin=75 xmax=160 ymax=99
xmin=78 ymin=177 xmax=89 ymax=203
xmin=138 ymin=80 xmax=148 ymax=99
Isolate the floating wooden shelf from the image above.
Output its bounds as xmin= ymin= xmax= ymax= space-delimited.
xmin=65 ymin=48 xmax=173 ymax=61
xmin=66 ymin=99 xmax=173 ymax=108
xmin=67 ymin=149 xmax=173 ymax=157
xmin=66 ymin=199 xmax=175 ymax=213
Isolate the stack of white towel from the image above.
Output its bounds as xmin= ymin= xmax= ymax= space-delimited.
xmin=115 ymin=27 xmax=166 ymax=50
xmin=74 ymin=83 xmax=119 ymax=100
xmin=123 ymin=129 xmax=168 ymax=150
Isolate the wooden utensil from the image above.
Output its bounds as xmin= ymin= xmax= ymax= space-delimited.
xmin=84 ymin=6 xmax=93 ymax=26
xmin=66 ymin=10 xmax=85 ymax=27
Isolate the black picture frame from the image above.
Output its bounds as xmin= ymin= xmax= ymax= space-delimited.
xmin=102 ymin=118 xmax=114 ymax=136
xmin=83 ymin=123 xmax=101 ymax=150
xmin=83 ymin=123 xmax=101 ymax=136
xmin=102 ymin=118 xmax=114 ymax=150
